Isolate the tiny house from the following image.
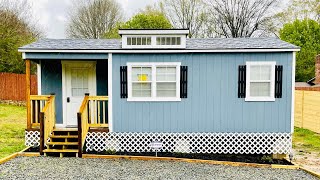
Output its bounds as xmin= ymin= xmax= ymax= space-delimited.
xmin=19 ymin=29 xmax=299 ymax=157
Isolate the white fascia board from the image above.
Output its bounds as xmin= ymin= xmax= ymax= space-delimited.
xmin=119 ymin=29 xmax=189 ymax=35
xmin=18 ymin=48 xmax=301 ymax=53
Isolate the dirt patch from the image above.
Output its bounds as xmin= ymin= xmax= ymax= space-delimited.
xmin=292 ymin=149 xmax=320 ymax=173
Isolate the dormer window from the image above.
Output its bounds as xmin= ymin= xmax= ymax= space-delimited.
xmin=119 ymin=29 xmax=188 ymax=49
xmin=156 ymin=37 xmax=181 ymax=45
xmin=127 ymin=37 xmax=151 ymax=46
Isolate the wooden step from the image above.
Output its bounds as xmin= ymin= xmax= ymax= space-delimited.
xmin=43 ymin=149 xmax=78 ymax=153
xmin=50 ymin=135 xmax=78 ymax=139
xmin=47 ymin=142 xmax=78 ymax=146
xmin=53 ymin=128 xmax=78 ymax=132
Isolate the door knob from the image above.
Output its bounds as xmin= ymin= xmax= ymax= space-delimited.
xmin=67 ymin=97 xmax=70 ymax=103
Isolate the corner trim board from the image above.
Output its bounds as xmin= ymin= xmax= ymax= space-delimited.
xmin=108 ymin=53 xmax=113 ymax=132
xmin=22 ymin=52 xmax=26 ymax=59
xmin=291 ymin=52 xmax=296 ymax=133
xmin=37 ymin=61 xmax=41 ymax=95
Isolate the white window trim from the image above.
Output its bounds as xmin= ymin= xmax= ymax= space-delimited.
xmin=122 ymin=35 xmax=186 ymax=49
xmin=127 ymin=62 xmax=181 ymax=102
xmin=124 ymin=35 xmax=153 ymax=48
xmin=245 ymin=61 xmax=276 ymax=102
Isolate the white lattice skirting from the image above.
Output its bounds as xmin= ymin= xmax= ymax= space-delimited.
xmin=85 ymin=132 xmax=292 ymax=154
xmin=25 ymin=130 xmax=40 ymax=147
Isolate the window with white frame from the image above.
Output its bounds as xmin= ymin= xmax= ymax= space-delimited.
xmin=128 ymin=62 xmax=181 ymax=101
xmin=156 ymin=37 xmax=181 ymax=45
xmin=127 ymin=37 xmax=151 ymax=46
xmin=245 ymin=61 xmax=276 ymax=101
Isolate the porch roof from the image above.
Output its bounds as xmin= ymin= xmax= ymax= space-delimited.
xmin=19 ymin=38 xmax=300 ymax=52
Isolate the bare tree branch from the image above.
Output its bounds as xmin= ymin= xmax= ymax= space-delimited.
xmin=66 ymin=0 xmax=123 ymax=39
xmin=160 ymin=0 xmax=208 ymax=38
xmin=206 ymin=0 xmax=279 ymax=38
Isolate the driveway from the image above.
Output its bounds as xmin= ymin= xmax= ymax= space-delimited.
xmin=0 ymin=157 xmax=317 ymax=180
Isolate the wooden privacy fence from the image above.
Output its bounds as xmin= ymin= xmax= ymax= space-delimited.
xmin=0 ymin=72 xmax=37 ymax=101
xmin=295 ymin=90 xmax=320 ymax=133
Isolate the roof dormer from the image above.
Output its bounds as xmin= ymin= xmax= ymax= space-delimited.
xmin=118 ymin=29 xmax=189 ymax=49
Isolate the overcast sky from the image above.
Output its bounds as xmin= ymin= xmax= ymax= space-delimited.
xmin=30 ymin=0 xmax=159 ymax=39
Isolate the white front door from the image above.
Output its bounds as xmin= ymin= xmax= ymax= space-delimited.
xmin=62 ymin=62 xmax=96 ymax=127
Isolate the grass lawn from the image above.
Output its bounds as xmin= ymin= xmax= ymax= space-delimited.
xmin=293 ymin=127 xmax=320 ymax=155
xmin=0 ymin=104 xmax=26 ymax=159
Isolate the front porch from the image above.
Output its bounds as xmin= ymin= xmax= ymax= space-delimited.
xmin=24 ymin=58 xmax=110 ymax=157
xmin=25 ymin=94 xmax=109 ymax=157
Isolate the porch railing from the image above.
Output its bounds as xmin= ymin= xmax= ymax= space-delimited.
xmin=39 ymin=95 xmax=56 ymax=155
xmin=78 ymin=95 xmax=109 ymax=157
xmin=28 ymin=95 xmax=51 ymax=129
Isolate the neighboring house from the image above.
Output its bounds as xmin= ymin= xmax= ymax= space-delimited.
xmin=296 ymin=55 xmax=320 ymax=90
xmin=19 ymin=29 xmax=300 ymax=158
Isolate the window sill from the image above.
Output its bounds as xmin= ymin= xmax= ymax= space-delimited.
xmin=127 ymin=97 xmax=181 ymax=102
xmin=245 ymin=97 xmax=275 ymax=102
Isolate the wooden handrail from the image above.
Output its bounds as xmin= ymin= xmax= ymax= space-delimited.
xmin=39 ymin=95 xmax=56 ymax=155
xmin=78 ymin=95 xmax=109 ymax=157
xmin=30 ymin=95 xmax=51 ymax=101
xmin=28 ymin=95 xmax=52 ymax=129
xmin=78 ymin=95 xmax=89 ymax=113
xmin=78 ymin=95 xmax=89 ymax=158
xmin=87 ymin=96 xmax=109 ymax=100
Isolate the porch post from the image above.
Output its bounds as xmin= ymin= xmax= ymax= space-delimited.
xmin=26 ymin=59 xmax=31 ymax=129
xmin=77 ymin=112 xmax=82 ymax=158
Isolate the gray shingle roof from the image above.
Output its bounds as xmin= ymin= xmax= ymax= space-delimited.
xmin=187 ymin=38 xmax=299 ymax=49
xmin=19 ymin=38 xmax=299 ymax=50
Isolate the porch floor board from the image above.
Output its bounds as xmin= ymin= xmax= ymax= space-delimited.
xmin=53 ymin=128 xmax=78 ymax=132
xmin=46 ymin=142 xmax=78 ymax=146
xmin=43 ymin=149 xmax=78 ymax=153
xmin=50 ymin=135 xmax=78 ymax=139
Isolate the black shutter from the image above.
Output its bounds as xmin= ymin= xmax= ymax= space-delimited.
xmin=238 ymin=65 xmax=246 ymax=98
xmin=180 ymin=66 xmax=188 ymax=98
xmin=275 ymin=65 xmax=283 ymax=98
xmin=120 ymin=66 xmax=128 ymax=98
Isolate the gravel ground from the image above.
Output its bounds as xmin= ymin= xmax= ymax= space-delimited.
xmin=0 ymin=157 xmax=317 ymax=180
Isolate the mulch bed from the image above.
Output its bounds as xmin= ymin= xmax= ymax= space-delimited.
xmin=86 ymin=151 xmax=293 ymax=165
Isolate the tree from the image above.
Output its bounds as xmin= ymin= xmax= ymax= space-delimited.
xmin=273 ymin=0 xmax=320 ymax=33
xmin=104 ymin=8 xmax=172 ymax=39
xmin=280 ymin=19 xmax=320 ymax=81
xmin=0 ymin=0 xmax=41 ymax=74
xmin=205 ymin=0 xmax=279 ymax=38
xmin=66 ymin=0 xmax=123 ymax=39
xmin=122 ymin=13 xmax=171 ymax=29
xmin=159 ymin=0 xmax=207 ymax=38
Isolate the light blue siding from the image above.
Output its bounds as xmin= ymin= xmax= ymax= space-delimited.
xmin=112 ymin=53 xmax=293 ymax=133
